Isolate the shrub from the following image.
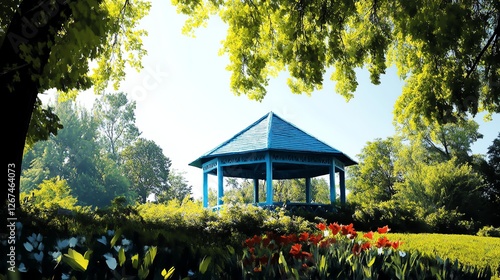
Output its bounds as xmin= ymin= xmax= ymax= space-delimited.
xmin=477 ymin=226 xmax=500 ymax=237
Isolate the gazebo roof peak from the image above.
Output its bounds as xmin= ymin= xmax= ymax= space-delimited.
xmin=189 ymin=111 xmax=357 ymax=168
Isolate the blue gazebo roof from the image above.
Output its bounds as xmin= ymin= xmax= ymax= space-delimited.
xmin=189 ymin=111 xmax=357 ymax=168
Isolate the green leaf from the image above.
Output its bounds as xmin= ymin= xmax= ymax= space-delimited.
xmin=138 ymin=265 xmax=149 ymax=280
xmin=226 ymin=245 xmax=235 ymax=255
xmin=368 ymin=255 xmax=376 ymax=267
xmin=110 ymin=228 xmax=122 ymax=247
xmin=132 ymin=254 xmax=139 ymax=269
xmin=84 ymin=250 xmax=92 ymax=260
xmin=278 ymin=252 xmax=290 ymax=274
xmin=62 ymin=248 xmax=89 ymax=272
xmin=199 ymin=256 xmax=211 ymax=274
xmin=162 ymin=266 xmax=175 ymax=279
xmin=118 ymin=247 xmax=126 ymax=266
xmin=144 ymin=246 xmax=157 ymax=267
xmin=319 ymin=255 xmax=326 ymax=273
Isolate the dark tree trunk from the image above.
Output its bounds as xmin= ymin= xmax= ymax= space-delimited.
xmin=1 ymin=0 xmax=73 ymax=210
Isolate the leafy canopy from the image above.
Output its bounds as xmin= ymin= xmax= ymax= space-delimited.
xmin=0 ymin=0 xmax=151 ymax=148
xmin=1 ymin=0 xmax=150 ymax=95
xmin=172 ymin=0 xmax=499 ymax=125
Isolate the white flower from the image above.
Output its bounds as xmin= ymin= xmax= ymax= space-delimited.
xmin=61 ymin=273 xmax=70 ymax=280
xmin=24 ymin=242 xmax=34 ymax=252
xmin=188 ymin=270 xmax=195 ymax=276
xmin=107 ymin=230 xmax=115 ymax=236
xmin=27 ymin=233 xmax=39 ymax=249
xmin=122 ymin=238 xmax=131 ymax=246
xmin=38 ymin=242 xmax=44 ymax=251
xmin=18 ymin=263 xmax=27 ymax=272
xmin=34 ymin=251 xmax=44 ymax=263
xmin=323 ymin=230 xmax=329 ymax=237
xmin=68 ymin=237 xmax=78 ymax=248
xmin=27 ymin=234 xmax=36 ymax=244
xmin=114 ymin=245 xmax=121 ymax=252
xmin=97 ymin=236 xmax=107 ymax=245
xmin=36 ymin=233 xmax=43 ymax=242
xmin=378 ymin=247 xmax=384 ymax=255
xmin=103 ymin=253 xmax=117 ymax=270
xmin=78 ymin=236 xmax=86 ymax=246
xmin=399 ymin=251 xmax=407 ymax=258
xmin=51 ymin=251 xmax=62 ymax=260
xmin=57 ymin=239 xmax=70 ymax=250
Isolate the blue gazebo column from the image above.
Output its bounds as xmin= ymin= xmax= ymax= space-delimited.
xmin=339 ymin=170 xmax=346 ymax=204
xmin=305 ymin=177 xmax=311 ymax=203
xmin=217 ymin=159 xmax=224 ymax=205
xmin=253 ymin=178 xmax=259 ymax=203
xmin=329 ymin=162 xmax=336 ymax=204
xmin=202 ymin=172 xmax=208 ymax=207
xmin=265 ymin=153 xmax=273 ymax=205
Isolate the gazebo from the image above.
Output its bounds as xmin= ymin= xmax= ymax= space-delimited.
xmin=189 ymin=112 xmax=357 ymax=208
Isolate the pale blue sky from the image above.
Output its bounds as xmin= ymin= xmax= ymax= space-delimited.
xmin=61 ymin=0 xmax=498 ymax=199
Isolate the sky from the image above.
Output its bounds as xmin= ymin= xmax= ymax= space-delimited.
xmin=43 ymin=0 xmax=499 ymax=200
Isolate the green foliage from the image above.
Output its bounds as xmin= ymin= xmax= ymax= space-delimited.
xmin=157 ymin=169 xmax=193 ymax=202
xmin=217 ymin=178 xmax=331 ymax=206
xmin=482 ymin=133 xmax=500 ymax=225
xmin=121 ymin=138 xmax=172 ymax=203
xmin=20 ymin=177 xmax=79 ymax=210
xmin=2 ymin=0 xmax=151 ymax=147
xmin=25 ymin=98 xmax=64 ymax=151
xmin=352 ymin=200 xmax=428 ymax=233
xmin=93 ymin=92 xmax=140 ymax=162
xmin=347 ymin=120 xmax=490 ymax=233
xmin=477 ymin=226 xmax=500 ymax=238
xmin=399 ymin=118 xmax=483 ymax=164
xmin=347 ymin=137 xmax=400 ymax=206
xmin=136 ymin=198 xmax=212 ymax=227
xmin=395 ymin=157 xmax=483 ymax=227
xmin=21 ymin=99 xmax=133 ymax=208
xmin=172 ymin=0 xmax=500 ymax=125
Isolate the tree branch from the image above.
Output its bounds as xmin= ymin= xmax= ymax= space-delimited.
xmin=466 ymin=21 xmax=499 ymax=79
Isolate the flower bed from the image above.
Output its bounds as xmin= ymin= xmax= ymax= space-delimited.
xmin=240 ymin=223 xmax=491 ymax=279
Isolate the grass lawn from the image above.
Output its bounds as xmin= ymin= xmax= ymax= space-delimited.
xmin=386 ymin=233 xmax=500 ymax=279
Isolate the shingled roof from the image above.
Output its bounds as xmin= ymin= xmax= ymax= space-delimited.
xmin=189 ymin=112 xmax=357 ymax=168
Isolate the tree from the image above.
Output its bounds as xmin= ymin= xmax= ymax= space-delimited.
xmin=94 ymin=92 xmax=140 ymax=162
xmin=173 ymin=0 xmax=499 ymax=125
xmin=347 ymin=137 xmax=401 ymax=206
xmin=121 ymin=138 xmax=172 ymax=203
xmin=398 ymin=118 xmax=483 ymax=164
xmin=480 ymin=133 xmax=500 ymax=225
xmin=311 ymin=177 xmax=330 ymax=204
xmin=2 ymin=0 xmax=150 ymax=206
xmin=348 ymin=131 xmax=489 ymax=232
xmin=157 ymin=169 xmax=193 ymax=202
xmin=394 ymin=152 xmax=483 ymax=219
xmin=21 ymin=99 xmax=132 ymax=208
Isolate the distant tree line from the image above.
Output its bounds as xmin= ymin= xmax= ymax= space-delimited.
xmin=20 ymin=92 xmax=192 ymax=208
xmin=347 ymin=120 xmax=500 ymax=233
